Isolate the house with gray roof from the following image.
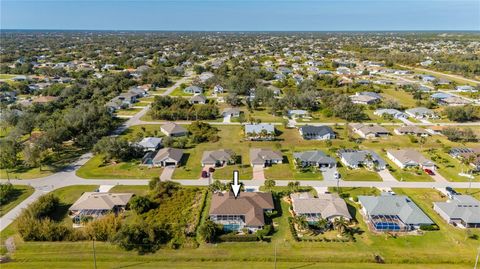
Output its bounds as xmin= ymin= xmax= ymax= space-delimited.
xmin=291 ymin=193 xmax=351 ymax=223
xmin=350 ymin=123 xmax=390 ymax=139
xmin=201 ymin=149 xmax=235 ymax=167
xmin=387 ymin=149 xmax=435 ymax=170
xmin=298 ymin=125 xmax=335 ymax=140
xmin=161 ymin=122 xmax=188 ymax=137
xmin=189 ymin=94 xmax=207 ymax=104
xmin=288 ymin=109 xmax=308 ymax=119
xmin=245 ymin=123 xmax=276 ymax=141
xmin=358 ymin=194 xmax=434 ymax=232
xmin=222 ymin=107 xmax=241 ymax=117
xmin=338 ymin=149 xmax=386 ymax=170
xmin=151 ymin=147 xmax=184 ymax=167
xmin=455 ymin=85 xmax=477 ymax=93
xmin=183 ymin=85 xmax=203 ymax=94
xmin=434 ymin=195 xmax=480 ymax=228
xmin=405 ymin=107 xmax=437 ymax=119
xmin=137 ymin=137 xmax=163 ymax=152
xmin=209 ymin=191 xmax=274 ymax=232
xmin=250 ymin=148 xmax=283 ymax=167
xmin=394 ymin=126 xmax=429 ymax=137
xmin=374 ymin=109 xmax=407 ymax=119
xmin=293 ymin=150 xmax=336 ymax=169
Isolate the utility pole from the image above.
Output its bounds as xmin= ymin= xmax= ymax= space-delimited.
xmin=474 ymin=247 xmax=480 ymax=269
xmin=274 ymin=244 xmax=277 ymax=269
xmin=92 ymin=239 xmax=97 ymax=269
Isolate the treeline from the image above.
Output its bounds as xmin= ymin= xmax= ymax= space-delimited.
xmin=149 ymin=96 xmax=219 ymax=120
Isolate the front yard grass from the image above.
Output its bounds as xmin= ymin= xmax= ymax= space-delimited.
xmin=76 ymin=154 xmax=163 ymax=179
xmin=115 ymin=107 xmax=142 ymax=116
xmin=0 ymin=185 xmax=35 ymax=217
xmin=337 ymin=166 xmax=382 ymax=181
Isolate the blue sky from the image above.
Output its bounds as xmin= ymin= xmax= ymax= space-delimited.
xmin=1 ymin=0 xmax=479 ymax=31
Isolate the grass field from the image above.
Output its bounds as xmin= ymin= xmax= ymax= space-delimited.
xmin=337 ymin=166 xmax=382 ymax=181
xmin=3 ymin=186 xmax=479 ymax=268
xmin=76 ymin=154 xmax=163 ymax=179
xmin=115 ymin=107 xmax=142 ymax=116
xmin=0 ymin=146 xmax=86 ymax=180
xmin=0 ymin=186 xmax=34 ymax=217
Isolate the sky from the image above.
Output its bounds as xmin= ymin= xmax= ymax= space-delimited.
xmin=1 ymin=0 xmax=479 ymax=31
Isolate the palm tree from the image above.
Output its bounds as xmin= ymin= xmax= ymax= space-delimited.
xmin=316 ymin=218 xmax=329 ymax=231
xmin=333 ymin=217 xmax=349 ymax=236
xmin=294 ymin=215 xmax=309 ymax=231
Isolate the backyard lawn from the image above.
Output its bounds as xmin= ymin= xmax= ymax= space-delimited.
xmin=0 ymin=186 xmax=34 ymax=217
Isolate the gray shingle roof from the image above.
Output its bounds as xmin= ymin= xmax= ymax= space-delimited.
xmin=245 ymin=124 xmax=275 ymax=134
xmin=434 ymin=195 xmax=480 ymax=224
xmin=293 ymin=150 xmax=336 ymax=165
xmin=299 ymin=125 xmax=334 ymax=137
xmin=358 ymin=195 xmax=433 ymax=225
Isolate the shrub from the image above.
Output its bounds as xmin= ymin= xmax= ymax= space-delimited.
xmin=0 ymin=183 xmax=14 ymax=205
xmin=219 ymin=233 xmax=258 ymax=242
xmin=85 ymin=214 xmax=122 ymax=241
xmin=129 ymin=196 xmax=153 ymax=214
xmin=114 ymin=221 xmax=171 ymax=254
xmin=419 ymin=224 xmax=440 ymax=231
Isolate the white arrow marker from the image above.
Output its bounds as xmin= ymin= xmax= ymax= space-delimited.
xmin=231 ymin=170 xmax=241 ymax=199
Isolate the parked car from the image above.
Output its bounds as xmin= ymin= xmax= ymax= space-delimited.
xmin=201 ymin=171 xmax=209 ymax=178
xmin=446 ymin=186 xmax=459 ymax=199
xmin=208 ymin=167 xmax=215 ymax=173
xmin=424 ymin=168 xmax=435 ymax=175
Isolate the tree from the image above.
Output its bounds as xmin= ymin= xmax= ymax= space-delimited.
xmin=209 ymin=180 xmax=226 ymax=193
xmin=0 ymin=139 xmax=19 ymax=172
xmin=263 ymin=179 xmax=276 ymax=190
xmin=0 ymin=182 xmax=14 ymax=205
xmin=293 ymin=215 xmax=309 ymax=231
xmin=129 ymin=196 xmax=153 ymax=214
xmin=287 ymin=181 xmax=300 ymax=192
xmin=198 ymin=219 xmax=220 ymax=243
xmin=114 ymin=221 xmax=171 ymax=254
xmin=333 ymin=217 xmax=349 ymax=236
xmin=444 ymin=106 xmax=478 ymax=122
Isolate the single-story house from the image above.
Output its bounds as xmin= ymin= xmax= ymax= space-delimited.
xmin=449 ymin=147 xmax=480 ymax=170
xmin=358 ymin=194 xmax=434 ymax=232
xmin=288 ymin=109 xmax=308 ymax=118
xmin=338 ymin=149 xmax=386 ymax=170
xmin=222 ymin=107 xmax=241 ymax=117
xmin=213 ymin=85 xmax=224 ymax=94
xmin=298 ymin=125 xmax=335 ymax=140
xmin=350 ymin=123 xmax=390 ymax=139
xmin=250 ymin=148 xmax=283 ymax=167
xmin=394 ymin=126 xmax=429 ymax=137
xmin=151 ymin=147 xmax=184 ymax=167
xmin=161 ymin=122 xmax=188 ymax=137
xmin=201 ymin=149 xmax=235 ymax=167
xmin=209 ymin=191 xmax=274 ymax=232
xmin=434 ymin=195 xmax=480 ymax=228
xmin=387 ymin=149 xmax=435 ymax=170
xmin=183 ymin=85 xmax=203 ymax=94
xmin=455 ymin=85 xmax=477 ymax=93
xmin=293 ymin=150 xmax=336 ymax=169
xmin=405 ymin=107 xmax=437 ymax=119
xmin=438 ymin=96 xmax=471 ymax=106
xmin=190 ymin=94 xmax=207 ymax=104
xmin=137 ymin=137 xmax=163 ymax=152
xmin=374 ymin=109 xmax=407 ymax=119
xmin=291 ymin=193 xmax=351 ymax=223
xmin=349 ymin=94 xmax=379 ymax=105
xmin=69 ymin=192 xmax=134 ymax=227
xmin=245 ymin=123 xmax=276 ymax=141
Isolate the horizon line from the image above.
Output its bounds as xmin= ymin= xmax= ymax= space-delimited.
xmin=2 ymin=29 xmax=480 ymax=33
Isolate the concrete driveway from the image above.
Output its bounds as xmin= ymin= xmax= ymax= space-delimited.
xmin=377 ymin=169 xmax=398 ymax=182
xmin=322 ymin=167 xmax=339 ymax=181
xmin=430 ymin=172 xmax=448 ymax=182
xmin=223 ymin=115 xmax=231 ymax=123
xmin=160 ymin=166 xmax=175 ymax=181
xmin=252 ymin=165 xmax=265 ymax=180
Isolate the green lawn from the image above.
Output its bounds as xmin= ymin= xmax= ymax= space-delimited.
xmin=423 ymin=149 xmax=479 ymax=182
xmin=119 ymin=124 xmax=164 ymax=141
xmin=381 ymin=88 xmax=419 ymax=108
xmin=76 ymin=154 xmax=163 ymax=179
xmin=115 ymin=107 xmax=142 ymax=116
xmin=0 ymin=74 xmax=17 ymax=80
xmin=0 ymin=186 xmax=34 ymax=217
xmin=109 ymin=185 xmax=149 ymax=196
xmin=337 ymin=166 xmax=382 ymax=181
xmin=0 ymin=146 xmax=86 ymax=180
